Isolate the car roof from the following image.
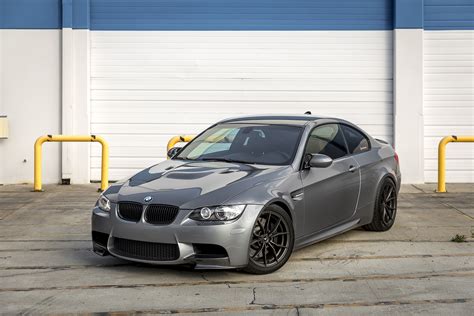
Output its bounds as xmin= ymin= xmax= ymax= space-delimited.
xmin=217 ymin=114 xmax=342 ymax=126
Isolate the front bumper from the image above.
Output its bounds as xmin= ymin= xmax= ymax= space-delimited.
xmin=91 ymin=204 xmax=263 ymax=268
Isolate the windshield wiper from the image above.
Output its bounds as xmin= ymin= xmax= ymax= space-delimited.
xmin=199 ymin=157 xmax=254 ymax=164
xmin=172 ymin=157 xmax=197 ymax=161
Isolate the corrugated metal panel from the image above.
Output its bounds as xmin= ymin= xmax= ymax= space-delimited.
xmin=423 ymin=30 xmax=474 ymax=182
xmin=1 ymin=0 xmax=61 ymax=29
xmin=90 ymin=0 xmax=393 ymax=30
xmin=0 ymin=0 xmax=89 ymax=29
xmin=424 ymin=0 xmax=474 ymax=30
xmin=90 ymin=31 xmax=393 ymax=180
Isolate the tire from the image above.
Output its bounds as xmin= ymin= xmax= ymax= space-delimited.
xmin=244 ymin=204 xmax=294 ymax=274
xmin=363 ymin=177 xmax=398 ymax=232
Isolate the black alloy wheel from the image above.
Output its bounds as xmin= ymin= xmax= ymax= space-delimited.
xmin=364 ymin=177 xmax=398 ymax=232
xmin=244 ymin=204 xmax=294 ymax=274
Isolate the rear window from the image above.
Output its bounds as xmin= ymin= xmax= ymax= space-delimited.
xmin=305 ymin=124 xmax=348 ymax=160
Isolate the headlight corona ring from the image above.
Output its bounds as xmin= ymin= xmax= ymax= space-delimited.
xmin=97 ymin=195 xmax=111 ymax=212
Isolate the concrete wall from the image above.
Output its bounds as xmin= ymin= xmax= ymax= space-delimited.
xmin=0 ymin=30 xmax=62 ymax=184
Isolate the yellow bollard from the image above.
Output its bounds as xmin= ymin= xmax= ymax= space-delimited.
xmin=437 ymin=135 xmax=474 ymax=192
xmin=34 ymin=135 xmax=109 ymax=192
xmin=166 ymin=135 xmax=195 ymax=158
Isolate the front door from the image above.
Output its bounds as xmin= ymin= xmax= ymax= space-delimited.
xmin=301 ymin=124 xmax=360 ymax=235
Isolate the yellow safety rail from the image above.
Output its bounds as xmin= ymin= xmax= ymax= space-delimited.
xmin=167 ymin=135 xmax=195 ymax=158
xmin=438 ymin=135 xmax=474 ymax=192
xmin=34 ymin=135 xmax=109 ymax=192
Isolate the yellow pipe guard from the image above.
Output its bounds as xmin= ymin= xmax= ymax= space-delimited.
xmin=34 ymin=135 xmax=109 ymax=192
xmin=167 ymin=135 xmax=195 ymax=158
xmin=438 ymin=135 xmax=474 ymax=193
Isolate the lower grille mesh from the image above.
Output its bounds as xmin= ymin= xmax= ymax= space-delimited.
xmin=112 ymin=237 xmax=179 ymax=261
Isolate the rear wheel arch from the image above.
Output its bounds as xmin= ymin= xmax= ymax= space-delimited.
xmin=374 ymin=172 xmax=398 ymax=199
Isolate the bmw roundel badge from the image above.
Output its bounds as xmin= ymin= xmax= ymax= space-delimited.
xmin=144 ymin=196 xmax=153 ymax=203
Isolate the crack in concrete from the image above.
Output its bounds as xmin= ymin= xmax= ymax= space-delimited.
xmin=249 ymin=287 xmax=257 ymax=305
xmin=411 ymin=184 xmax=427 ymax=193
xmin=440 ymin=202 xmax=474 ymax=220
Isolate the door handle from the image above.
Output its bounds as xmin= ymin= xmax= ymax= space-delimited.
xmin=348 ymin=165 xmax=358 ymax=173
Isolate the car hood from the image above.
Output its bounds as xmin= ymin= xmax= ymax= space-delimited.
xmin=110 ymin=159 xmax=293 ymax=209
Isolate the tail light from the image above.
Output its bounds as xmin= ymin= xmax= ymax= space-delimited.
xmin=394 ymin=152 xmax=399 ymax=164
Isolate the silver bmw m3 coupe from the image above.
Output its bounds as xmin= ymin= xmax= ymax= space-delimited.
xmin=92 ymin=115 xmax=401 ymax=274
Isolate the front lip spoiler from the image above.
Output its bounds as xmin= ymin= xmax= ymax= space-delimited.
xmin=93 ymin=243 xmax=109 ymax=256
xmin=104 ymin=247 xmax=238 ymax=269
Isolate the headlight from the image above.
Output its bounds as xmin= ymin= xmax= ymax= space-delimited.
xmin=189 ymin=205 xmax=246 ymax=221
xmin=97 ymin=195 xmax=111 ymax=212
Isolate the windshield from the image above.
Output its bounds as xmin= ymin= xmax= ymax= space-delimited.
xmin=175 ymin=123 xmax=303 ymax=165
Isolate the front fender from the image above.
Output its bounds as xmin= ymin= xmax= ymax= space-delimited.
xmin=223 ymin=171 xmax=304 ymax=238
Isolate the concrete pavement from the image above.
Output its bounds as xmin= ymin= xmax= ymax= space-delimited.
xmin=0 ymin=184 xmax=473 ymax=315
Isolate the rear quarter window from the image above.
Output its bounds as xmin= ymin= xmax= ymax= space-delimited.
xmin=341 ymin=125 xmax=370 ymax=154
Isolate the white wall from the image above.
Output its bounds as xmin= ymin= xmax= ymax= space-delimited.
xmin=393 ymin=29 xmax=424 ymax=184
xmin=61 ymin=29 xmax=91 ymax=184
xmin=0 ymin=30 xmax=62 ymax=184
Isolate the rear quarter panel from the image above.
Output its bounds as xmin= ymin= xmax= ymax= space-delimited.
xmin=353 ymin=143 xmax=399 ymax=225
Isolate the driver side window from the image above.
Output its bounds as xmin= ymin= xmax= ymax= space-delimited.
xmin=305 ymin=124 xmax=348 ymax=160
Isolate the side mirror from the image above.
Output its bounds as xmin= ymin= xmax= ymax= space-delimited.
xmin=167 ymin=147 xmax=182 ymax=159
xmin=306 ymin=154 xmax=333 ymax=168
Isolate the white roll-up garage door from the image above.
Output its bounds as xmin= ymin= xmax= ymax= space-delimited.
xmin=89 ymin=2 xmax=394 ymax=181
xmin=424 ymin=31 xmax=474 ymax=183
xmin=423 ymin=1 xmax=474 ymax=183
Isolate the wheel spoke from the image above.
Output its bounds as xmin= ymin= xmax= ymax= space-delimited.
xmin=381 ymin=201 xmax=387 ymax=220
xmin=269 ymin=217 xmax=282 ymax=235
xmin=268 ymin=243 xmax=279 ymax=263
xmin=386 ymin=187 xmax=393 ymax=198
xmin=271 ymin=231 xmax=288 ymax=238
xmin=250 ymin=239 xmax=261 ymax=246
xmin=257 ymin=218 xmax=265 ymax=233
xmin=266 ymin=212 xmax=272 ymax=232
xmin=270 ymin=240 xmax=288 ymax=249
xmin=251 ymin=243 xmax=265 ymax=259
